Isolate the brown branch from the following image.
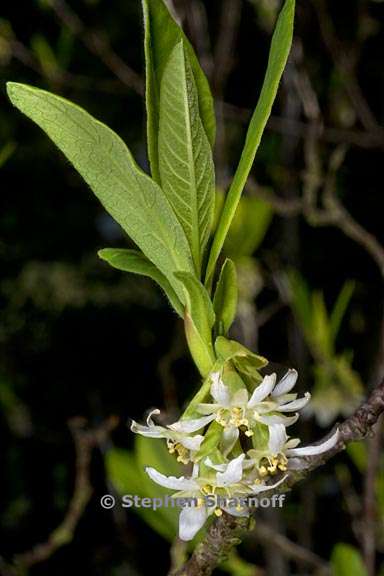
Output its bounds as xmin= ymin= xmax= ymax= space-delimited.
xmin=175 ymin=378 xmax=384 ymax=576
xmin=174 ymin=514 xmax=250 ymax=576
xmin=48 ymin=0 xmax=143 ymax=95
xmin=362 ymin=419 xmax=382 ymax=576
xmin=249 ymin=520 xmax=330 ymax=575
xmin=311 ymin=0 xmax=382 ymax=136
xmin=222 ymin=102 xmax=384 ymax=150
xmin=0 ymin=417 xmax=118 ymax=576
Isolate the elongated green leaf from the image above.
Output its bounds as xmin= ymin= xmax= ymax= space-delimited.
xmin=213 ymin=259 xmax=238 ymax=336
xmin=205 ymin=0 xmax=295 ymax=286
xmin=98 ymin=248 xmax=183 ymax=317
xmin=159 ymin=42 xmax=215 ymax=274
xmin=142 ymin=0 xmax=216 ymax=182
xmin=175 ymin=272 xmax=216 ymax=376
xmin=7 ymin=82 xmax=194 ymax=304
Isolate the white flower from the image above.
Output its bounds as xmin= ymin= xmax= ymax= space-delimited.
xmin=248 ymin=424 xmax=340 ymax=478
xmin=146 ymin=453 xmax=288 ymax=541
xmin=196 ymin=370 xmax=310 ymax=446
xmin=130 ymin=409 xmax=214 ymax=464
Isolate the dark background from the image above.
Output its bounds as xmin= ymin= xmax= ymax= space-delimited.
xmin=0 ymin=0 xmax=383 ymax=574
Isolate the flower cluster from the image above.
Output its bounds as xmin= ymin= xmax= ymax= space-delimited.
xmin=131 ymin=367 xmax=339 ymax=541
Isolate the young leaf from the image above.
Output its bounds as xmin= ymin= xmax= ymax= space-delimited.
xmin=7 ymin=82 xmax=194 ymax=304
xmin=213 ymin=259 xmax=238 ymax=335
xmin=98 ymin=248 xmax=184 ymax=317
xmin=159 ymin=42 xmax=215 ymax=274
xmin=205 ymin=0 xmax=295 ymax=286
xmin=215 ymin=337 xmax=267 ymax=367
xmin=142 ymin=0 xmax=216 ymax=182
xmin=175 ymin=272 xmax=216 ymax=376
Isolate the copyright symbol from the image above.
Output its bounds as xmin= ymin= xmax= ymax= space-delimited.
xmin=100 ymin=494 xmax=116 ymax=509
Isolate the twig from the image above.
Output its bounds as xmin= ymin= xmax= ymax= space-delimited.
xmin=48 ymin=0 xmax=143 ymax=94
xmin=0 ymin=417 xmax=118 ymax=575
xmin=311 ymin=0 xmax=382 ymax=136
xmin=174 ymin=514 xmax=250 ymax=576
xmin=175 ymin=378 xmax=384 ymax=576
xmin=249 ymin=520 xmax=331 ymax=575
xmin=212 ymin=0 xmax=242 ymax=183
xmin=302 ymin=141 xmax=384 ymax=278
xmin=222 ymin=102 xmax=384 ymax=150
xmin=362 ymin=419 xmax=382 ymax=576
xmin=6 ymin=33 xmax=131 ymax=95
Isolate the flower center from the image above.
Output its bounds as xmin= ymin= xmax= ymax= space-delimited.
xmin=215 ymin=407 xmax=254 ymax=436
xmin=258 ymin=454 xmax=288 ymax=477
xmin=167 ymin=441 xmax=190 ymax=465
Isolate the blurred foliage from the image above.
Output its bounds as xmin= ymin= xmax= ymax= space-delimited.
xmin=288 ymin=271 xmax=364 ymax=425
xmin=331 ymin=544 xmax=368 ymax=576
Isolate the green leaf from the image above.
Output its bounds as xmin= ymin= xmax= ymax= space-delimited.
xmin=106 ymin=446 xmax=178 ymax=541
xmin=205 ymin=0 xmax=295 ymax=286
xmin=7 ymin=82 xmax=194 ymax=304
xmin=142 ymin=0 xmax=216 ymax=183
xmin=176 ymin=272 xmax=216 ymax=376
xmin=98 ymin=248 xmax=183 ymax=317
xmin=213 ymin=259 xmax=238 ymax=336
xmin=330 ymin=281 xmax=355 ymax=344
xmin=159 ymin=41 xmax=215 ymax=274
xmin=331 ymin=544 xmax=368 ymax=576
xmin=222 ymin=194 xmax=273 ymax=258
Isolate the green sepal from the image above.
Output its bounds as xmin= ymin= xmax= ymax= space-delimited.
xmin=215 ymin=337 xmax=268 ymax=369
xmin=194 ymin=421 xmax=223 ymax=462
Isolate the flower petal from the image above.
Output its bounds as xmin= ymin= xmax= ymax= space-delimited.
xmin=277 ymin=392 xmax=311 ymax=412
xmin=130 ymin=419 xmax=165 ymax=438
xmin=204 ymin=458 xmax=226 ymax=472
xmin=168 ymin=414 xmax=215 ymax=433
xmin=179 ymin=504 xmax=208 ymax=541
xmin=258 ymin=413 xmax=299 ymax=427
xmin=145 ymin=467 xmax=198 ymax=491
xmin=216 ymin=454 xmax=245 ymax=486
xmin=221 ymin=427 xmax=239 ymax=456
xmin=271 ymin=369 xmax=298 ymax=397
xmin=146 ymin=408 xmax=161 ymax=426
xmin=250 ymin=474 xmax=288 ymax=493
xmin=211 ymin=374 xmax=231 ymax=407
xmin=232 ymin=388 xmax=249 ymax=407
xmin=196 ymin=403 xmax=219 ymax=415
xmin=286 ymin=428 xmax=339 ymax=457
xmin=181 ymin=435 xmax=205 ymax=451
xmin=248 ymin=374 xmax=277 ymax=407
xmin=268 ymin=424 xmax=288 ymax=454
